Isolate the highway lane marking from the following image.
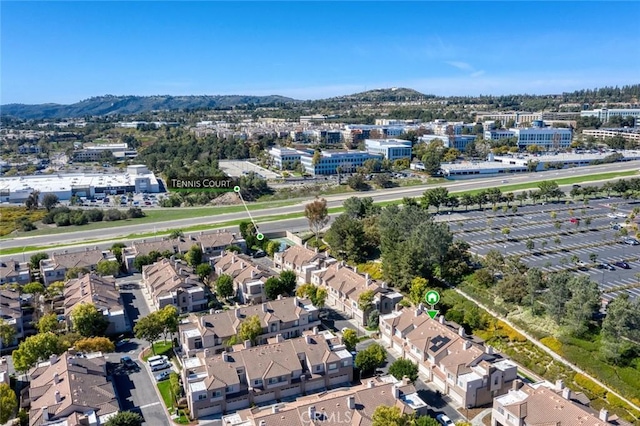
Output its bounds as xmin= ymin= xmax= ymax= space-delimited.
xmin=140 ymin=402 xmax=161 ymax=409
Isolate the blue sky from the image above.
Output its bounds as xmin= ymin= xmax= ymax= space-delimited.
xmin=2 ymin=1 xmax=639 ymax=104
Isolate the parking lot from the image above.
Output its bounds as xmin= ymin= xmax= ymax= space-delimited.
xmin=450 ymin=197 xmax=640 ymax=302
xmin=219 ymin=159 xmax=280 ymax=179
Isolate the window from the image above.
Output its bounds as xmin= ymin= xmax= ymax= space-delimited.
xmin=294 ymin=320 xmax=299 ymax=326
xmin=254 ymin=379 xmax=263 ymax=386
xmin=315 ymin=365 xmax=323 ymax=372
xmin=268 ymin=377 xmax=279 ymax=385
xmin=198 ymin=394 xmax=206 ymax=400
xmin=329 ymin=363 xmax=337 ymax=370
xmin=225 ymin=386 xmax=233 ymax=393
xmin=213 ymin=391 xmax=221 ymax=398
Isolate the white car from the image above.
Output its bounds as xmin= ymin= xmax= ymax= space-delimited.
xmin=615 ymin=212 xmax=627 ymax=218
xmin=147 ymin=355 xmax=169 ymax=364
xmin=436 ymin=414 xmax=454 ymax=426
xmin=607 ymin=213 xmax=617 ymax=218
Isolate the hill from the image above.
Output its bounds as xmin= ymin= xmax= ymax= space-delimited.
xmin=330 ymin=87 xmax=433 ymax=103
xmin=0 ymin=94 xmax=299 ymax=119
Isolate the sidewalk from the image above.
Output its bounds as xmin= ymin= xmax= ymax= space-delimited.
xmin=470 ymin=408 xmax=492 ymax=426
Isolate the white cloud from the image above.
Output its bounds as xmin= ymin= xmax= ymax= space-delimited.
xmin=446 ymin=61 xmax=474 ymax=71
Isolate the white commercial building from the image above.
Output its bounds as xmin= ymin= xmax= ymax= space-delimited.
xmin=484 ymin=122 xmax=573 ymax=150
xmin=364 ymin=138 xmax=412 ymax=161
xmin=0 ymin=165 xmax=161 ymax=203
xmin=580 ymin=108 xmax=640 ymax=122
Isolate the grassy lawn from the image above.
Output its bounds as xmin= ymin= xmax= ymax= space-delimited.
xmin=142 ymin=340 xmax=173 ymax=361
xmin=157 ymin=381 xmax=174 ymax=409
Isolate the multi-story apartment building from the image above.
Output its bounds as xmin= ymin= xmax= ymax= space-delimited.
xmin=40 ymin=249 xmax=117 ymax=285
xmin=0 ymin=259 xmax=30 ymax=286
xmin=300 ymin=150 xmax=383 ymax=175
xmin=142 ymin=258 xmax=207 ymax=313
xmin=0 ymin=289 xmax=23 ymax=347
xmin=580 ymin=108 xmax=640 ymax=123
xmin=213 ymin=252 xmax=274 ymax=304
xmin=225 ymin=376 xmax=428 ymax=426
xmin=311 ymin=261 xmax=403 ymax=327
xmin=196 ymin=231 xmax=245 ymax=260
xmin=364 ymin=138 xmax=412 ymax=161
xmin=380 ymin=306 xmax=518 ymax=408
xmin=179 ymin=296 xmax=321 ymax=356
xmin=273 ymin=245 xmax=334 ymax=284
xmin=183 ymin=331 xmax=353 ymax=418
xmin=492 ymin=380 xmax=620 ymax=426
xmin=63 ymin=274 xmax=128 ymax=335
xmin=28 ymin=351 xmax=119 ymax=426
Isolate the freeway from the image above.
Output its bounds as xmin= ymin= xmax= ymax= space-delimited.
xmin=2 ymin=161 xmax=639 ymax=252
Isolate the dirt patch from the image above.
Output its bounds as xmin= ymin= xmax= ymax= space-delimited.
xmin=209 ymin=192 xmax=242 ymax=206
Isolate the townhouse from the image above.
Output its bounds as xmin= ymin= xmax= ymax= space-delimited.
xmin=27 ymin=351 xmax=119 ymax=426
xmin=380 ymin=306 xmax=518 ymax=408
xmin=123 ymin=231 xmax=244 ymax=272
xmin=0 ymin=259 xmax=30 ymax=285
xmin=311 ymin=261 xmax=403 ymax=327
xmin=142 ymin=258 xmax=207 ymax=313
xmin=273 ymin=244 xmax=334 ymax=284
xmin=40 ymin=249 xmax=117 ymax=286
xmin=226 ymin=376 xmax=428 ymax=426
xmin=213 ymin=252 xmax=274 ymax=304
xmin=183 ymin=331 xmax=354 ymax=418
xmin=179 ymin=296 xmax=321 ymax=356
xmin=63 ymin=274 xmax=128 ymax=335
xmin=0 ymin=288 xmax=24 ymax=347
xmin=492 ymin=380 xmax=624 ymax=426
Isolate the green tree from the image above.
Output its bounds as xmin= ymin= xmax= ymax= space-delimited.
xmin=65 ymin=266 xmax=90 ymax=280
xmin=70 ymin=303 xmax=108 ymax=337
xmin=325 ymin=214 xmax=368 ymax=263
xmin=564 ymin=276 xmax=600 ymax=337
xmin=185 ymin=244 xmax=203 ymax=266
xmin=409 ymin=277 xmax=429 ymax=306
xmin=305 ymin=197 xmax=330 ymax=243
xmin=96 ymin=260 xmax=120 ymax=277
xmin=23 ymin=281 xmax=45 ymax=295
xmin=215 ymin=274 xmax=234 ymax=299
xmin=74 ymin=336 xmax=116 ymax=353
xmin=265 ymin=240 xmax=280 ymax=257
xmin=372 ymin=406 xmax=414 ymax=426
xmin=421 ymin=187 xmax=449 ymax=213
xmin=496 ymin=274 xmax=528 ymax=304
xmin=0 ymin=319 xmax=16 ymax=347
xmin=42 ymin=193 xmax=59 ymax=212
xmin=342 ymin=329 xmax=358 ymax=352
xmin=169 ymin=372 xmax=181 ymax=403
xmin=29 ymin=252 xmax=49 ymax=271
xmin=104 ymin=411 xmax=143 ymax=426
xmin=0 ymin=383 xmax=18 ymax=424
xmin=295 ymin=283 xmax=327 ymax=308
xmin=265 ymin=277 xmax=285 ymax=300
xmin=25 ymin=190 xmax=40 ymax=211
xmin=134 ymin=312 xmax=164 ymax=354
xmin=237 ymin=315 xmax=262 ymax=345
xmin=545 ymin=272 xmax=571 ymax=323
xmin=347 ymin=173 xmax=368 ymax=191
xmin=358 ymin=289 xmax=375 ymax=313
xmin=37 ymin=313 xmax=61 ymax=334
xmin=355 ymin=343 xmax=386 ymax=373
xmin=168 ymin=229 xmax=184 ymax=239
xmin=279 ymin=270 xmax=297 ymax=294
xmin=388 ymin=358 xmax=419 ymax=383
xmin=415 ymin=416 xmax=440 ymax=426
xmin=196 ymin=263 xmax=212 ymax=284
xmin=159 ymin=305 xmax=179 ymax=341
xmin=111 ymin=242 xmax=126 ymax=264
xmin=12 ymin=332 xmax=66 ymax=372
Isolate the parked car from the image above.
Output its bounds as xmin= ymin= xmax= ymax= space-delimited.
xmin=597 ymin=263 xmax=615 ymax=271
xmin=115 ymin=338 xmax=130 ymax=348
xmin=155 ymin=371 xmax=171 ymax=382
xmin=607 ymin=213 xmax=617 ymax=219
xmin=149 ymin=360 xmax=170 ymax=371
xmin=252 ymin=250 xmax=266 ymax=258
xmin=120 ymin=356 xmax=137 ymax=369
xmin=575 ymin=260 xmax=587 ymax=267
xmin=147 ymin=355 xmax=169 ymax=364
xmin=616 ymin=212 xmax=627 ymax=218
xmin=436 ymin=414 xmax=454 ymax=426
xmin=614 ymin=261 xmax=631 ymax=269
xmin=623 ymin=238 xmax=640 ymax=246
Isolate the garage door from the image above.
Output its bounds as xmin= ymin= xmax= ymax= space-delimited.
xmin=281 ymin=385 xmax=301 ymax=398
xmin=449 ymin=389 xmax=464 ymax=405
xmin=305 ymin=380 xmax=326 ymax=392
xmin=254 ymin=391 xmax=275 ymax=404
xmin=433 ymin=375 xmax=446 ymax=391
xmin=227 ymin=397 xmax=250 ymax=412
xmin=328 ymin=374 xmax=350 ymax=386
xmin=392 ymin=340 xmax=403 ymax=354
xmin=197 ymin=404 xmax=222 ymax=417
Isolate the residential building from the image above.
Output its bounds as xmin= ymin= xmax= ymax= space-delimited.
xmin=179 ymin=296 xmax=321 ymax=356
xmin=213 ymin=252 xmax=275 ymax=304
xmin=0 ymin=289 xmax=24 ymax=347
xmin=380 ymin=307 xmax=518 ymax=408
xmin=0 ymin=259 xmax=30 ymax=285
xmin=580 ymin=108 xmax=640 ymax=122
xmin=225 ymin=376 xmax=428 ymax=426
xmin=196 ymin=231 xmax=245 ymax=260
xmin=492 ymin=379 xmax=624 ymax=426
xmin=273 ymin=244 xmax=335 ymax=284
xmin=142 ymin=258 xmax=207 ymax=313
xmin=27 ymin=351 xmax=119 ymax=426
xmin=311 ymin=262 xmax=403 ymax=327
xmin=364 ymin=138 xmax=412 ymax=161
xmin=0 ymin=357 xmax=9 ymax=384
xmin=300 ymin=150 xmax=383 ymax=176
xmin=183 ymin=331 xmax=354 ymax=418
xmin=40 ymin=249 xmax=117 ymax=286
xmin=63 ymin=274 xmax=128 ymax=335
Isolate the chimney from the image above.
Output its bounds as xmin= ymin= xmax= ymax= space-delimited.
xmin=458 ymin=327 xmax=465 ymax=337
xmin=204 ymin=349 xmax=211 ymax=357
xmin=54 ymin=390 xmax=62 ymax=403
xmin=512 ymin=379 xmax=523 ymax=391
xmin=305 ymin=335 xmax=312 ymax=344
xmin=402 ymin=375 xmax=410 ymax=386
xmin=235 ymin=309 xmax=241 ymax=319
xmin=293 ymin=296 xmax=299 ymax=307
xmin=259 ymin=421 xmax=266 ymax=426
xmin=277 ymin=294 xmax=283 ymax=300
xmin=555 ymin=379 xmax=565 ymax=391
xmin=353 ymin=265 xmax=358 ymax=273
xmin=562 ymin=387 xmax=571 ymax=400
xmin=312 ymin=326 xmax=318 ymax=335
xmin=439 ymin=315 xmax=445 ymax=324
xmin=262 ymin=303 xmax=268 ymax=313
xmin=42 ymin=407 xmax=50 ymax=421
xmin=49 ymin=354 xmax=58 ymax=364
xmin=347 ymin=396 xmax=355 ymax=410
xmin=223 ymin=352 xmax=230 ymax=362
xmin=53 ymin=372 xmax=60 ymax=384
xmin=244 ymin=340 xmax=251 ymax=349
xmin=209 ymin=308 xmax=214 ymax=314
xmin=485 ymin=345 xmax=493 ymax=355
xmin=599 ymin=409 xmax=609 ymax=422
xmin=251 ymin=270 xmax=255 ymax=278
xmin=393 ymin=384 xmax=401 ymax=399
xmin=414 ymin=307 xmax=422 ymax=317
xmin=365 ymin=273 xmax=370 ymax=281
xmin=275 ymin=334 xmax=284 ymax=343
xmin=463 ymin=341 xmax=472 ymax=350
xmin=367 ymin=380 xmax=375 ymax=388
xmin=272 ymin=405 xmax=279 ymax=414
xmin=308 ymin=406 xmax=316 ymax=420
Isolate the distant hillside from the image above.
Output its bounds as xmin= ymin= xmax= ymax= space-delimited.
xmin=331 ymin=87 xmax=434 ymax=102
xmin=1 ymin=94 xmax=299 ymax=119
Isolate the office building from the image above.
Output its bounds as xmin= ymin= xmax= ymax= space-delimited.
xmin=364 ymin=138 xmax=412 ymax=161
xmin=300 ymin=150 xmax=382 ymax=175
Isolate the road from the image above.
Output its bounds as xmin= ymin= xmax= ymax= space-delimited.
xmin=3 ymin=161 xmax=638 ymax=251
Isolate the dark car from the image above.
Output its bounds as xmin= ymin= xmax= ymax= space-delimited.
xmin=252 ymin=250 xmax=266 ymax=258
xmin=120 ymin=356 xmax=137 ymax=369
xmin=155 ymin=371 xmax=171 ymax=382
xmin=614 ymin=261 xmax=631 ymax=269
xmin=597 ymin=263 xmax=615 ymax=271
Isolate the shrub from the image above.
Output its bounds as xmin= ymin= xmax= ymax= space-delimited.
xmin=105 ymin=209 xmax=124 ymax=221
xmin=574 ymin=374 xmax=607 ymax=399
xmin=54 ymin=212 xmax=71 ymax=226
